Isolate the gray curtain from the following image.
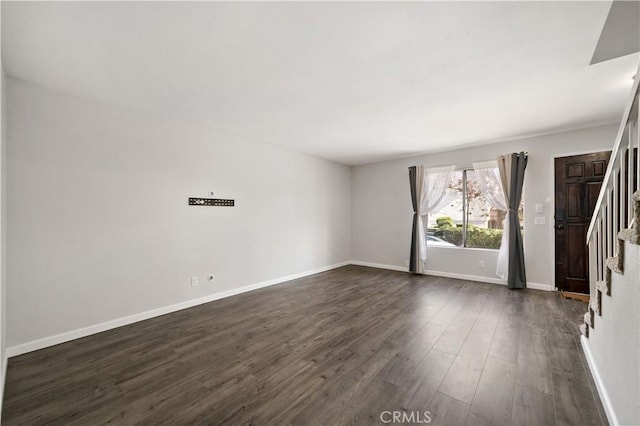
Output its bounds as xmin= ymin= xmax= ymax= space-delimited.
xmin=408 ymin=166 xmax=420 ymax=273
xmin=499 ymin=152 xmax=528 ymax=289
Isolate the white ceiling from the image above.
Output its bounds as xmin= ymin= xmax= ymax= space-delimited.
xmin=2 ymin=1 xmax=639 ymax=165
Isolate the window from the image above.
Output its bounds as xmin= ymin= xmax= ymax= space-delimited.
xmin=426 ymin=167 xmax=524 ymax=249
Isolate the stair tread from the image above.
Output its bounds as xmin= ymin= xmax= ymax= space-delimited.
xmin=606 ymin=256 xmax=623 ymax=274
xmin=619 ymin=228 xmax=639 ymax=244
xmin=580 ymin=323 xmax=589 ymax=338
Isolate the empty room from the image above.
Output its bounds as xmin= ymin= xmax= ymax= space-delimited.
xmin=0 ymin=1 xmax=639 ymax=425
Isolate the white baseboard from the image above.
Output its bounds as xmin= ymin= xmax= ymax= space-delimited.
xmin=425 ymin=270 xmax=552 ymax=291
xmin=0 ymin=351 xmax=6 ymax=419
xmin=423 ymin=269 xmax=506 ymax=285
xmin=6 ymin=261 xmax=350 ymax=358
xmin=525 ymin=282 xmax=554 ymax=291
xmin=350 ymin=261 xmax=553 ymax=291
xmin=349 ymin=260 xmax=409 ymax=272
xmin=581 ymin=335 xmax=619 ymax=426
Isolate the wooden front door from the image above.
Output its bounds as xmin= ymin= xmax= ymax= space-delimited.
xmin=554 ymin=151 xmax=611 ymax=293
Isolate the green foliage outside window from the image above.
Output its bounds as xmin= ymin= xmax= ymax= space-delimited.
xmin=432 ymin=215 xmax=503 ymax=249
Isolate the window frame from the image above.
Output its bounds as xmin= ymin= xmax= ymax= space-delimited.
xmin=461 ymin=169 xmax=469 ymax=247
xmin=427 ymin=164 xmax=523 ymax=250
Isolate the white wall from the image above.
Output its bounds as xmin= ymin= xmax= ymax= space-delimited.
xmin=0 ymin=2 xmax=6 ymax=410
xmin=6 ymin=78 xmax=351 ymax=348
xmin=0 ymin=68 xmax=5 ymax=412
xmin=583 ymin=242 xmax=640 ymax=425
xmin=351 ymin=124 xmax=618 ymax=288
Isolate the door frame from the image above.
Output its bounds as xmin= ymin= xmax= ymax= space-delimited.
xmin=549 ymin=148 xmax=612 ymax=292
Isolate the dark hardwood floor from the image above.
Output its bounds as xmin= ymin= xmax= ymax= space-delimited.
xmin=2 ymin=266 xmax=607 ymax=425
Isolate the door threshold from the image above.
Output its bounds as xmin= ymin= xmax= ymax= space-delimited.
xmin=560 ymin=291 xmax=590 ymax=303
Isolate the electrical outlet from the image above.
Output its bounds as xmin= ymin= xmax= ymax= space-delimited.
xmin=191 ymin=277 xmax=198 ymax=287
xmin=208 ymin=274 xmax=215 ymax=282
xmin=478 ymin=260 xmax=485 ymax=268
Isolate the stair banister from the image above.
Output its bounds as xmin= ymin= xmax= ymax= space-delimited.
xmin=587 ymin=66 xmax=640 ymax=243
xmin=581 ymin=64 xmax=640 ymax=340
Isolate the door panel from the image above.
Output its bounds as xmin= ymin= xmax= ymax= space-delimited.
xmin=593 ymin=161 xmax=606 ymax=176
xmin=554 ymin=151 xmax=611 ymax=293
xmin=567 ymin=163 xmax=584 ymax=178
xmin=566 ymin=183 xmax=582 ymax=218
xmin=567 ymin=223 xmax=586 ymax=279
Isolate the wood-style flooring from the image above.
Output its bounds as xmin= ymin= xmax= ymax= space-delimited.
xmin=2 ymin=266 xmax=607 ymax=425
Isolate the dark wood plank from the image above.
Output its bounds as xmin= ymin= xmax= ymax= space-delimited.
xmin=488 ymin=312 xmax=523 ymax=363
xmin=511 ymin=384 xmax=556 ymax=426
xmin=469 ymin=356 xmax=517 ymax=425
xmin=392 ymin=349 xmax=455 ymax=412
xmin=552 ymin=371 xmax=604 ymax=426
xmin=436 ymin=304 xmax=501 ymax=406
xmin=427 ymin=392 xmax=470 ymax=426
xmin=516 ymin=331 xmax=553 ymax=395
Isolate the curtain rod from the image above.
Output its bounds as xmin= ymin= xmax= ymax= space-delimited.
xmin=419 ymin=151 xmax=529 ymax=172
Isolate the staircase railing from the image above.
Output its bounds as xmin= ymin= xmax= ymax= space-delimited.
xmin=585 ymin=66 xmax=640 ymax=331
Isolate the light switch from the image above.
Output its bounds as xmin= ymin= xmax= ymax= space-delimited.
xmin=535 ymin=204 xmax=544 ymax=214
xmin=535 ymin=217 xmax=546 ymax=225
